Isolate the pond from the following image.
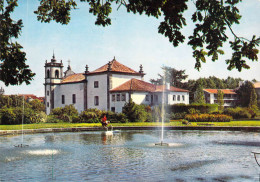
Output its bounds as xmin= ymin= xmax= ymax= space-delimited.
xmin=0 ymin=130 xmax=259 ymax=181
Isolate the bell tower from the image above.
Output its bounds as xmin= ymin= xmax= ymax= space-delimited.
xmin=44 ymin=53 xmax=63 ymax=114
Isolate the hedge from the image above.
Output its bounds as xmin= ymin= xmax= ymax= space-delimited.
xmin=168 ymin=103 xmax=218 ymax=114
xmin=223 ymin=107 xmax=255 ymax=119
xmin=185 ymin=114 xmax=232 ymax=122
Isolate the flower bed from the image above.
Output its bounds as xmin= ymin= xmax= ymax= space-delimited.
xmin=185 ymin=114 xmax=232 ymax=122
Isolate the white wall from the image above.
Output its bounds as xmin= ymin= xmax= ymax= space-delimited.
xmin=45 ymin=84 xmax=51 ymax=115
xmin=168 ymin=92 xmax=189 ymax=105
xmin=110 ymin=92 xmax=129 ymax=113
xmin=131 ymin=92 xmax=151 ymax=105
xmin=87 ymin=74 xmax=108 ymax=111
xmin=111 ymin=74 xmax=142 ymax=89
xmin=53 ymin=83 xmax=85 ymax=113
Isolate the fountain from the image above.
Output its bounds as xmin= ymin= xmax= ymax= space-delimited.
xmin=14 ymin=95 xmax=29 ymax=148
xmin=155 ymin=69 xmax=169 ymax=146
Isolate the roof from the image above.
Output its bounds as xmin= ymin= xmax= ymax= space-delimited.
xmin=17 ymin=94 xmax=44 ymax=102
xmin=254 ymin=82 xmax=260 ymax=88
xmin=155 ymin=85 xmax=189 ymax=92
xmin=110 ymin=78 xmax=189 ymax=93
xmin=61 ymin=73 xmax=85 ymax=83
xmin=110 ymin=79 xmax=156 ymax=92
xmin=88 ymin=59 xmax=142 ymax=75
xmin=203 ymin=89 xmax=237 ymax=94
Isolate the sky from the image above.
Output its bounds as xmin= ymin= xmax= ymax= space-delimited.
xmin=2 ymin=0 xmax=260 ymax=97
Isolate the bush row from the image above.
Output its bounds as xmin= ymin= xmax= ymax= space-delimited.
xmin=185 ymin=114 xmax=232 ymax=122
xmin=168 ymin=103 xmax=218 ymax=114
xmin=0 ymin=107 xmax=46 ymax=125
xmin=223 ymin=107 xmax=258 ymax=119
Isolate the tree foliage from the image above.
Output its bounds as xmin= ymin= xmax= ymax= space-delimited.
xmin=0 ymin=0 xmax=35 ymax=86
xmin=236 ymin=81 xmax=257 ymax=107
xmin=1 ymin=0 xmax=259 ymax=86
xmin=217 ymin=89 xmax=224 ymax=111
xmin=122 ymin=99 xmax=148 ymax=122
xmin=150 ymin=66 xmax=188 ymax=87
xmin=34 ymin=0 xmax=259 ymax=71
xmin=193 ymin=84 xmax=205 ymax=104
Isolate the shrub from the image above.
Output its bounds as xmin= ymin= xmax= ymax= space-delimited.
xmin=188 ymin=108 xmax=200 ymax=114
xmin=0 ymin=107 xmax=44 ymax=124
xmin=185 ymin=114 xmax=232 ymax=122
xmin=223 ymin=107 xmax=252 ymax=119
xmin=169 ymin=103 xmax=218 ymax=114
xmin=80 ymin=111 xmax=99 ymax=123
xmin=170 ymin=112 xmax=187 ymax=120
xmin=50 ymin=104 xmax=79 ymax=123
xmin=46 ymin=115 xmax=63 ymax=123
xmin=122 ymin=100 xmax=148 ymax=122
xmin=0 ymin=108 xmax=16 ymax=125
xmin=182 ymin=120 xmax=190 ymax=125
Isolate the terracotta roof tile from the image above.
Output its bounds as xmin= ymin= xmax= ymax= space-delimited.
xmin=110 ymin=79 xmax=189 ymax=93
xmin=155 ymin=85 xmax=189 ymax=92
xmin=110 ymin=78 xmax=155 ymax=92
xmin=203 ymin=89 xmax=236 ymax=94
xmin=89 ymin=59 xmax=140 ymax=74
xmin=18 ymin=94 xmax=44 ymax=102
xmin=61 ymin=73 xmax=85 ymax=83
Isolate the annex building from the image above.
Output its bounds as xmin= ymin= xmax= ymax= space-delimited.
xmin=44 ymin=55 xmax=189 ymax=115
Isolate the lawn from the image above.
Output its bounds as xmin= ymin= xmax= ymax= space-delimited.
xmin=0 ymin=120 xmax=260 ymax=130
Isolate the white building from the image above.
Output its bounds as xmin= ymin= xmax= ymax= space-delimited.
xmin=203 ymin=89 xmax=238 ymax=107
xmin=44 ymin=55 xmax=189 ymax=114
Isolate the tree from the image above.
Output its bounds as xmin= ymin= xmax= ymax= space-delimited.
xmin=236 ymin=81 xmax=257 ymax=107
xmin=0 ymin=0 xmax=35 ymax=86
xmin=122 ymin=99 xmax=147 ymax=122
xmin=217 ymin=89 xmax=224 ymax=111
xmin=1 ymin=0 xmax=259 ymax=86
xmin=193 ymin=84 xmax=205 ymax=104
xmin=150 ymin=66 xmax=188 ymax=87
xmin=29 ymin=99 xmax=45 ymax=112
xmin=34 ymin=0 xmax=259 ymax=71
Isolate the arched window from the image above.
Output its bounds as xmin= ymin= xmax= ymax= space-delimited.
xmin=55 ymin=70 xmax=59 ymax=78
xmin=47 ymin=70 xmax=50 ymax=78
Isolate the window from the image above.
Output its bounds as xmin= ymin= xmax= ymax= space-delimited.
xmin=94 ymin=81 xmax=99 ymax=88
xmin=121 ymin=93 xmax=126 ymax=101
xmin=47 ymin=102 xmax=49 ymax=107
xmin=111 ymin=107 xmax=115 ymax=112
xmin=182 ymin=95 xmax=185 ymax=101
xmin=62 ymin=95 xmax=65 ymax=104
xmin=145 ymin=95 xmax=149 ymax=101
xmin=94 ymin=96 xmax=99 ymax=106
xmin=116 ymin=94 xmax=120 ymax=101
xmin=55 ymin=70 xmax=59 ymax=78
xmin=173 ymin=95 xmax=176 ymax=101
xmin=47 ymin=70 xmax=50 ymax=78
xmin=72 ymin=94 xmax=76 ymax=104
xmin=112 ymin=94 xmax=115 ymax=102
xmin=177 ymin=95 xmax=180 ymax=101
xmin=47 ymin=91 xmax=49 ymax=96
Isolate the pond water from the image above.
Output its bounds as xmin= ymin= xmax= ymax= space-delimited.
xmin=0 ymin=130 xmax=259 ymax=181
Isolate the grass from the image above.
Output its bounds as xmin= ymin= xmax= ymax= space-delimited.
xmin=0 ymin=120 xmax=260 ymax=130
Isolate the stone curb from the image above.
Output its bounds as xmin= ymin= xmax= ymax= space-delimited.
xmin=1 ymin=126 xmax=260 ymax=136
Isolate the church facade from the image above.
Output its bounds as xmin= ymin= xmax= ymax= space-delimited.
xmin=44 ymin=55 xmax=189 ymax=115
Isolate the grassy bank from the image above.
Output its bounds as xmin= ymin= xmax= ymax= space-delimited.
xmin=0 ymin=120 xmax=260 ymax=130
